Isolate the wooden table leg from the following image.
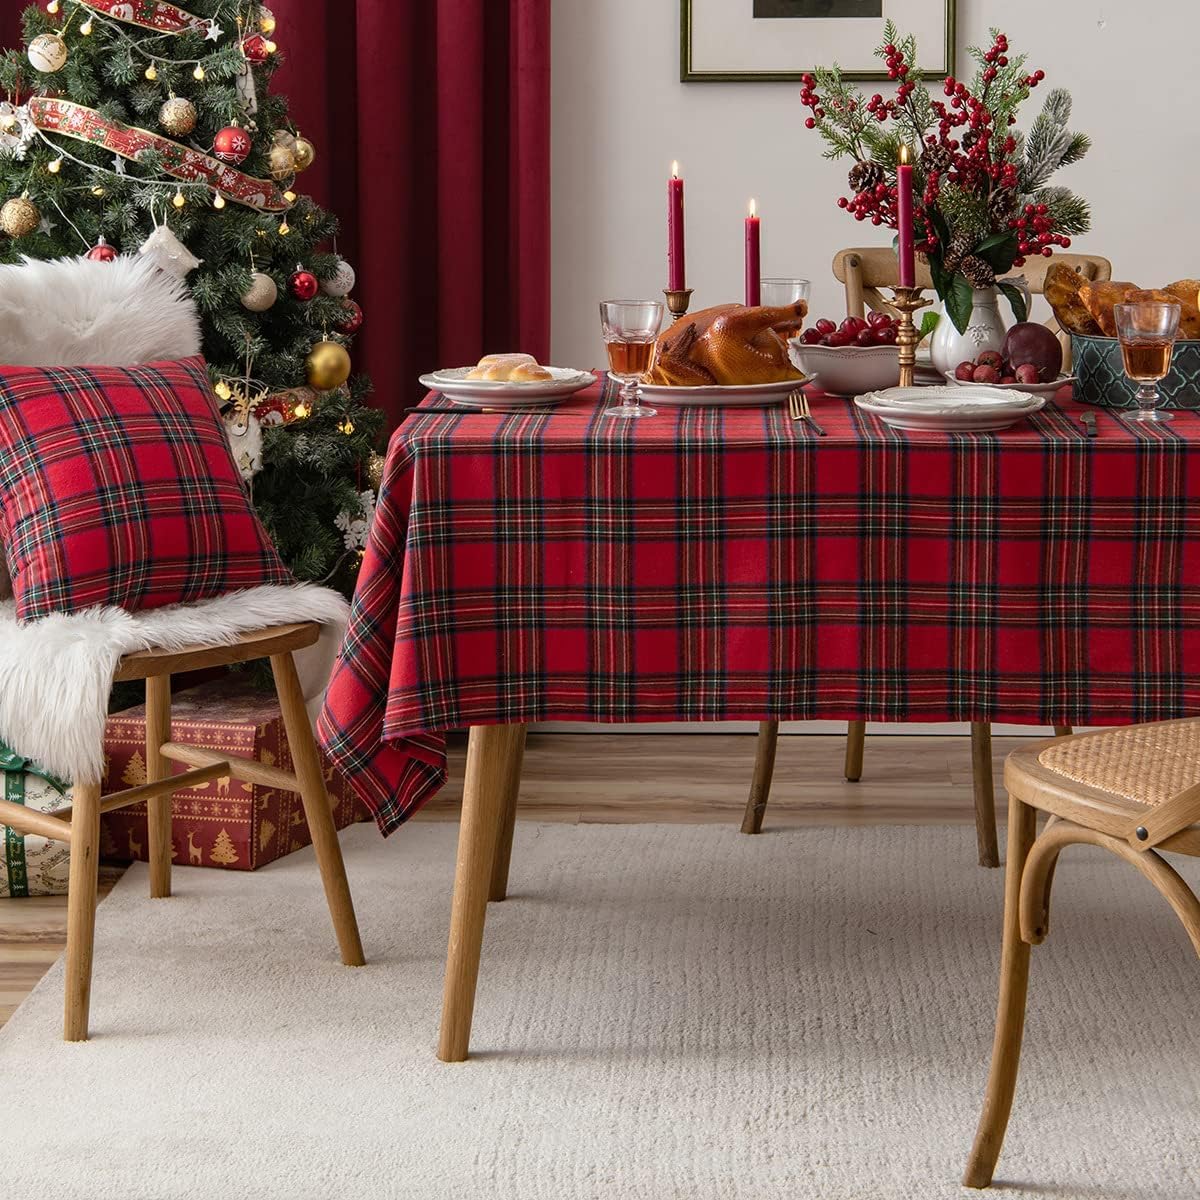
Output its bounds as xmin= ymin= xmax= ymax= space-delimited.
xmin=145 ymin=675 xmax=173 ymax=900
xmin=740 ymin=720 xmax=778 ymax=835
xmin=844 ymin=720 xmax=866 ymax=782
xmin=489 ymin=725 xmax=528 ymax=901
xmin=439 ymin=723 xmax=526 ymax=1062
xmin=971 ymin=722 xmax=1000 ymax=869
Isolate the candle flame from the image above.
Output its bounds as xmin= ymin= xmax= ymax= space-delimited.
xmin=899 ymin=143 xmax=910 ymax=165
xmin=748 ymin=198 xmax=758 ymax=218
xmin=671 ymin=160 xmax=680 ymax=179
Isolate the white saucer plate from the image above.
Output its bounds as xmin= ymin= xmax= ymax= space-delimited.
xmin=637 ymin=376 xmax=814 ymax=408
xmin=420 ymin=366 xmax=595 ymax=408
xmin=942 ymin=370 xmax=1076 ymax=396
xmin=855 ymin=385 xmax=1046 ymax=432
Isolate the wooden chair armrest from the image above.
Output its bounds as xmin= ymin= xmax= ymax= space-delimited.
xmin=1124 ymin=781 xmax=1200 ymax=850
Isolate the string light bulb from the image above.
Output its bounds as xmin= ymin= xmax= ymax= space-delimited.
xmin=47 ymin=157 xmax=63 ymax=174
xmin=278 ymin=218 xmax=290 ymax=236
xmin=283 ymin=190 xmax=297 ymax=203
xmin=212 ymin=191 xmax=226 ymax=210
xmin=80 ymin=17 xmax=94 ymax=35
xmin=263 ymin=39 xmax=277 ymax=53
xmin=293 ymin=399 xmax=310 ymax=419
xmin=47 ymin=0 xmax=60 ymax=12
xmin=193 ymin=64 xmax=206 ymax=81
xmin=91 ymin=185 xmax=105 ymax=197
xmin=339 ymin=420 xmax=355 ymax=435
xmin=214 ymin=380 xmax=233 ymax=401
xmin=145 ymin=64 xmax=158 ymax=81
xmin=172 ymin=188 xmax=186 ymax=209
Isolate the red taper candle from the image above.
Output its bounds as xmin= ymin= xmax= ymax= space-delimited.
xmin=896 ymin=144 xmax=915 ymax=289
xmin=668 ymin=161 xmax=686 ymax=292
xmin=745 ymin=198 xmax=761 ymax=307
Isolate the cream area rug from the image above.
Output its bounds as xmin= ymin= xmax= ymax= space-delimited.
xmin=1 ymin=822 xmax=1197 ymax=1200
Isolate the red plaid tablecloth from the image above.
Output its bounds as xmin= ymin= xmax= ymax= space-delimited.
xmin=319 ymin=373 xmax=1200 ymax=834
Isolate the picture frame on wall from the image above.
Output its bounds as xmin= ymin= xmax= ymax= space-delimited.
xmin=680 ymin=0 xmax=955 ymax=83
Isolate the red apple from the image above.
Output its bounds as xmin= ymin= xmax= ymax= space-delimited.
xmin=972 ymin=364 xmax=1001 ymax=383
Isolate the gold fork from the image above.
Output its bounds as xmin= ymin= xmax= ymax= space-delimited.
xmin=788 ymin=389 xmax=826 ymax=437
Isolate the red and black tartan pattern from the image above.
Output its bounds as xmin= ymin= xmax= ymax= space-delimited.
xmin=319 ymin=374 xmax=1200 ymax=835
xmin=0 ymin=356 xmax=292 ymax=621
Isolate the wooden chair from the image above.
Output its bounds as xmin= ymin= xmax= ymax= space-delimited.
xmin=0 ymin=622 xmax=365 ymax=1041
xmin=741 ymin=249 xmax=1113 ymax=864
xmin=963 ymin=721 xmax=1200 ymax=1188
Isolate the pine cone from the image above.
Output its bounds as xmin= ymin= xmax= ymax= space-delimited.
xmin=920 ymin=144 xmax=954 ymax=177
xmin=988 ymin=186 xmax=1018 ymax=224
xmin=960 ymin=255 xmax=996 ymax=289
xmin=941 ymin=231 xmax=976 ymax=275
xmin=847 ymin=160 xmax=884 ymax=193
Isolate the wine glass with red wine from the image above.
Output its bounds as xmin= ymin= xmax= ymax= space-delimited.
xmin=1115 ymin=301 xmax=1181 ymax=422
xmin=599 ymin=300 xmax=663 ymax=418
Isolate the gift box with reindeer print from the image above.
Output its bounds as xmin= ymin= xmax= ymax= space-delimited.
xmin=100 ymin=679 xmax=368 ymax=871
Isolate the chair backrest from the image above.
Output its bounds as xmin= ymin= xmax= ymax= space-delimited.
xmin=832 ymin=248 xmax=1112 ymax=368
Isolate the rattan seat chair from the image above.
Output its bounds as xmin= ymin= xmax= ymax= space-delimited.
xmin=964 ymin=719 xmax=1200 ymax=1188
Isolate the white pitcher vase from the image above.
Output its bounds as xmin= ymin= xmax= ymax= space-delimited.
xmin=928 ymin=283 xmax=1029 ymax=377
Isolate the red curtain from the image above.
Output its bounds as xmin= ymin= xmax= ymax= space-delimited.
xmin=270 ymin=0 xmax=551 ymax=427
xmin=1 ymin=7 xmax=21 ymax=51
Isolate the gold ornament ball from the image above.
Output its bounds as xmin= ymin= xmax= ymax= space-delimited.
xmin=305 ymin=340 xmax=352 ymax=391
xmin=268 ymin=143 xmax=297 ymax=181
xmin=367 ymin=451 xmax=385 ymax=491
xmin=240 ymin=271 xmax=278 ymax=312
xmin=0 ymin=196 xmax=40 ymax=238
xmin=292 ymin=134 xmax=316 ymax=172
xmin=258 ymin=7 xmax=277 ymax=35
xmin=159 ymin=96 xmax=198 ymax=137
xmin=27 ymin=32 xmax=68 ymax=73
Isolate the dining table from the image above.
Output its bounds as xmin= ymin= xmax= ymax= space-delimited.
xmin=318 ymin=371 xmax=1200 ymax=1061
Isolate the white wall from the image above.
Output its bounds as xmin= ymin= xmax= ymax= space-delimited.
xmin=550 ymin=0 xmax=1197 ymax=367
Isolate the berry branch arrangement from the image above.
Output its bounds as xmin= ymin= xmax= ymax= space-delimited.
xmin=800 ymin=23 xmax=1091 ymax=334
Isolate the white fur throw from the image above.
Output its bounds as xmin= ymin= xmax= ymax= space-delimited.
xmin=0 ymin=255 xmax=348 ymax=783
xmin=0 ymin=254 xmax=201 ymax=366
xmin=0 ymin=586 xmax=349 ymax=784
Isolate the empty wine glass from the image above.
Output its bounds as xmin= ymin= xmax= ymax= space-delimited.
xmin=599 ymin=300 xmax=663 ymax=418
xmin=761 ymin=278 xmax=812 ymax=308
xmin=1115 ymin=301 xmax=1181 ymax=422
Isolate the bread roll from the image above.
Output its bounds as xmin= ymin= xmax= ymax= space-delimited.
xmin=465 ymin=353 xmax=536 ymax=381
xmin=509 ymin=363 xmax=554 ymax=383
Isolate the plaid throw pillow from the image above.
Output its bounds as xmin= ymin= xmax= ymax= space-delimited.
xmin=0 ymin=356 xmax=292 ymax=621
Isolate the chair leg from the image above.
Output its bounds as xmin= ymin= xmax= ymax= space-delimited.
xmin=971 ymin=722 xmax=1000 ymax=868
xmin=1052 ymin=725 xmax=1072 ymax=738
xmin=741 ymin=720 xmax=779 ymax=835
xmin=488 ymin=725 xmax=528 ymax=902
xmin=963 ymin=793 xmax=1038 ymax=1188
xmin=64 ymin=779 xmax=101 ymax=1042
xmin=439 ymin=723 xmax=525 ymax=1062
xmin=844 ymin=720 xmax=866 ymax=782
xmin=270 ymin=651 xmax=365 ymax=968
xmin=145 ymin=674 xmax=173 ymax=899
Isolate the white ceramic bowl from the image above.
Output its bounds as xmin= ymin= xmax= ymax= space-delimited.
xmin=788 ymin=340 xmax=900 ymax=397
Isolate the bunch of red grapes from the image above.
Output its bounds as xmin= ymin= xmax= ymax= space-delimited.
xmin=798 ymin=311 xmax=899 ymax=348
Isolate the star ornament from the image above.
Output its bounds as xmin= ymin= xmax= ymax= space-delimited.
xmin=205 ymin=19 xmax=224 ymax=42
xmin=112 ymin=154 xmax=126 ymax=176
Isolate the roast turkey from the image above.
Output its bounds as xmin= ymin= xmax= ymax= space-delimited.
xmin=647 ymin=301 xmax=808 ymax=387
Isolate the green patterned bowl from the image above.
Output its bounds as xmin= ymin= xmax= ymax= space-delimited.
xmin=1072 ymin=333 xmax=1200 ymax=410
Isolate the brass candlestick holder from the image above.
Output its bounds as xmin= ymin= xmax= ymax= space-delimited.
xmin=889 ymin=286 xmax=934 ymax=388
xmin=664 ymin=287 xmax=694 ymax=323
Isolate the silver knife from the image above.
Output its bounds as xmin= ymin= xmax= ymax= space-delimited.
xmin=1080 ymin=411 xmax=1097 ymax=438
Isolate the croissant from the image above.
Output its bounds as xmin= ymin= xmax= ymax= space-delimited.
xmin=647 ymin=301 xmax=808 ymax=387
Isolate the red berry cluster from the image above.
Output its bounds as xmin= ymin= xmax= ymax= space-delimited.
xmin=799 ymin=73 xmax=822 ymax=130
xmin=1010 ymin=202 xmax=1071 ymax=259
xmin=836 ymin=183 xmax=898 ymax=228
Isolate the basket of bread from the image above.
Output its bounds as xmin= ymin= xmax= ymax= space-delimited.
xmin=1045 ymin=265 xmax=1200 ymax=409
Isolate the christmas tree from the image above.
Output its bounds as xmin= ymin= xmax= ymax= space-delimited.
xmin=209 ymin=827 xmax=239 ymax=865
xmin=0 ymin=2 xmax=384 ymax=593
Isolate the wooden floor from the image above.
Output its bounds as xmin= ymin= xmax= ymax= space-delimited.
xmin=0 ymin=731 xmax=1025 ymax=1028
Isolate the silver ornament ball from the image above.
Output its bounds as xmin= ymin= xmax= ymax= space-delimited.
xmin=241 ymin=271 xmax=278 ymax=312
xmin=321 ymin=259 xmax=356 ymax=297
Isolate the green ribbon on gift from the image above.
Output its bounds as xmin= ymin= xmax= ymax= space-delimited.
xmin=0 ymin=742 xmax=68 ymax=899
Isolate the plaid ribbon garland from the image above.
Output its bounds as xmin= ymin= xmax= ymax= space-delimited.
xmin=319 ymin=376 xmax=1200 ymax=835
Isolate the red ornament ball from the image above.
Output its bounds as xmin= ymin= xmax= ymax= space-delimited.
xmin=212 ymin=125 xmax=252 ymax=165
xmin=336 ymin=299 xmax=364 ymax=335
xmin=86 ymin=236 xmax=117 ymax=262
xmin=289 ymin=269 xmax=319 ymax=301
xmin=242 ymin=33 xmax=271 ymax=62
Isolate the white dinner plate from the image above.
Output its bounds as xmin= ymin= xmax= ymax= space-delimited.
xmin=420 ymin=366 xmax=595 ymax=408
xmin=943 ymin=370 xmax=1076 ymax=396
xmin=855 ymin=385 xmax=1045 ymax=432
xmin=637 ymin=376 xmax=814 ymax=408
